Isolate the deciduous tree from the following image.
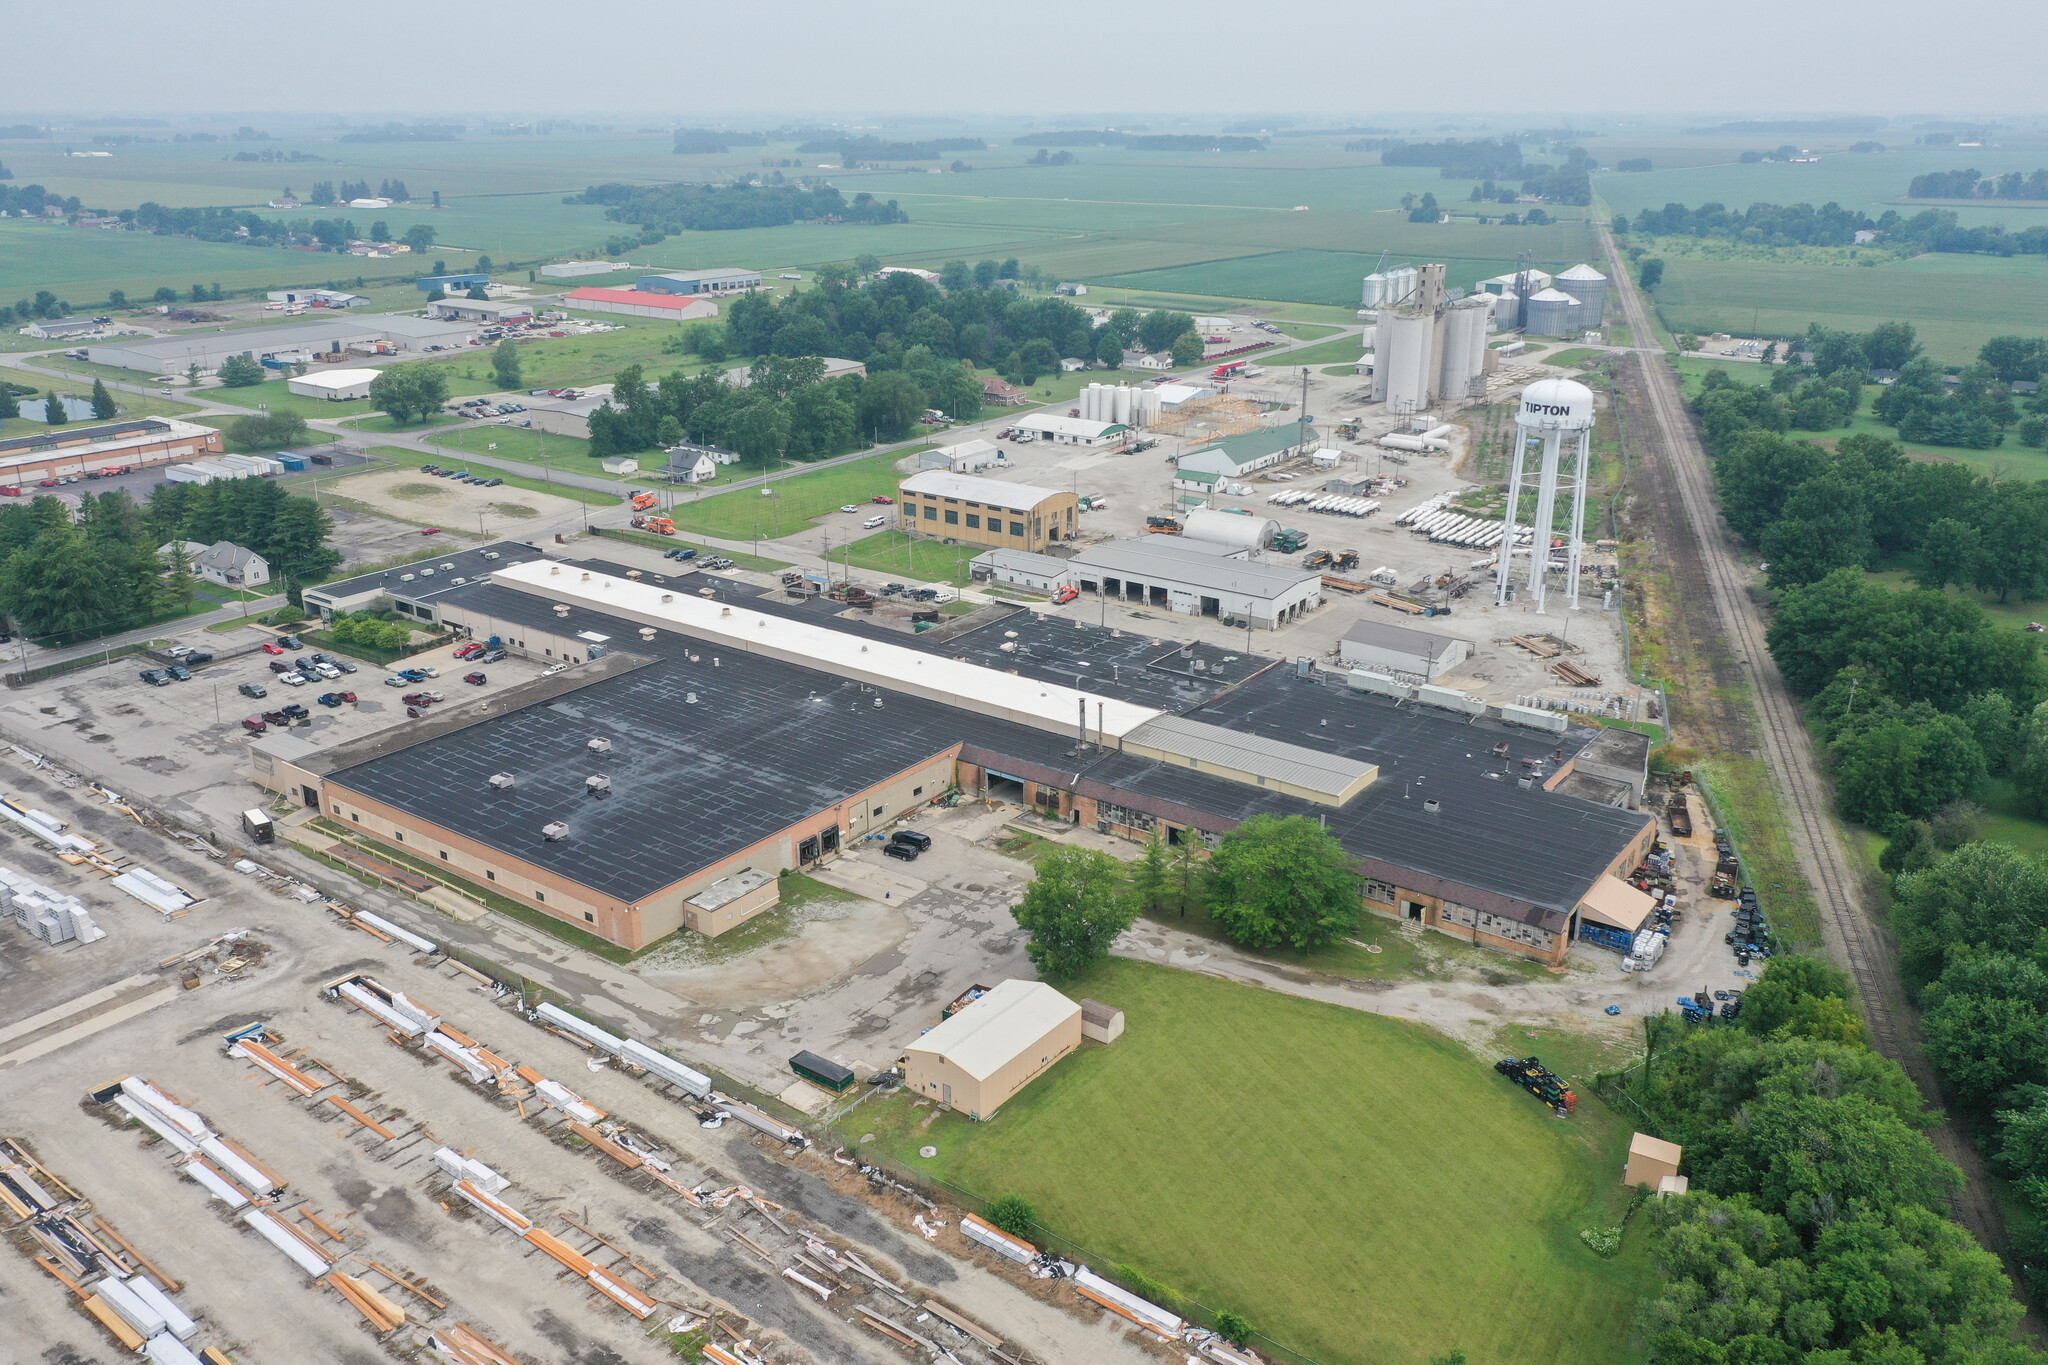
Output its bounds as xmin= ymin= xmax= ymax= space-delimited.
xmin=1202 ymin=814 xmax=1359 ymax=949
xmin=1009 ymin=847 xmax=1135 ymax=982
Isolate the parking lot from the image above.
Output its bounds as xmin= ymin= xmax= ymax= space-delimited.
xmin=0 ymin=626 xmax=552 ymax=841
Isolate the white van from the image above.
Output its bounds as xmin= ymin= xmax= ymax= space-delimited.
xmin=863 ymin=515 xmax=887 ymax=529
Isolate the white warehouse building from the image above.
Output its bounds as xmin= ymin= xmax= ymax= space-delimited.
xmin=1070 ymin=538 xmax=1322 ymax=629
xmin=1338 ymin=618 xmax=1471 ymax=681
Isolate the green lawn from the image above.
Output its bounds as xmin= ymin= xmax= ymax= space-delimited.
xmin=361 ymin=446 xmax=623 ymax=508
xmin=1975 ymin=778 xmax=2048 ymax=860
xmin=664 ymin=448 xmax=928 ymax=540
xmin=1271 ymin=321 xmax=1341 ymax=340
xmin=861 ymin=959 xmax=1651 ymax=1365
xmin=338 ymin=411 xmax=463 ymax=437
xmin=598 ymin=525 xmax=790 ymax=572
xmin=416 ymin=422 xmax=598 ymax=474
xmin=1267 ymin=332 xmax=1366 ymax=368
xmin=838 ymin=530 xmax=983 ymax=583
xmin=1545 ymin=348 xmax=1610 ymax=369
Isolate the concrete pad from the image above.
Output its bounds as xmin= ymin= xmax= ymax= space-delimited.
xmin=779 ymin=1079 xmax=836 ymax=1115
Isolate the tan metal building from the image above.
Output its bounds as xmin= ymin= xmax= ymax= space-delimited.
xmin=897 ymin=471 xmax=1078 ymax=552
xmin=904 ymin=980 xmax=1083 ymax=1120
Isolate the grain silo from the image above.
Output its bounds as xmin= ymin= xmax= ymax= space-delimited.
xmin=1493 ymin=291 xmax=1521 ymax=330
xmin=1554 ymin=264 xmax=1608 ymax=327
xmin=1521 ymin=288 xmax=1578 ymax=337
xmin=1361 ymin=272 xmax=1391 ymax=307
xmin=1439 ymin=298 xmax=1489 ymax=401
xmin=1386 ymin=265 xmax=1420 ymax=306
xmin=1376 ymin=308 xmax=1439 ymax=413
xmin=1112 ymin=385 xmax=1132 ymax=426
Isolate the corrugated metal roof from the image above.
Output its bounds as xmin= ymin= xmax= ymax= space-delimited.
xmin=905 ymin=980 xmax=1080 ymax=1080
xmin=1070 ymin=539 xmax=1320 ymax=598
xmin=899 ymin=470 xmax=1065 ymax=507
xmin=1124 ymin=714 xmax=1374 ymax=799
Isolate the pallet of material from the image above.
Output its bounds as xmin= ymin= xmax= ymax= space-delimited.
xmin=1551 ymin=660 xmax=1601 ymax=686
xmin=428 ymin=1324 xmax=527 ymax=1365
xmin=1321 ymin=575 xmax=1371 ymax=594
xmin=1511 ymin=634 xmax=1560 ymax=658
xmin=84 ymin=1293 xmax=147 ymax=1351
xmin=565 ymin=1121 xmax=643 ymax=1169
xmin=1369 ymin=591 xmax=1427 ymax=614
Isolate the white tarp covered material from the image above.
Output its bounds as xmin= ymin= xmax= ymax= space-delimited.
xmin=125 ymin=1277 xmax=197 ymax=1341
xmin=119 ymin=1079 xmax=211 ymax=1142
xmin=960 ymin=1212 xmax=1037 ymax=1264
xmin=241 ymin=1209 xmax=330 ymax=1276
xmin=1 ymin=1163 xmax=56 ymax=1211
xmin=183 ymin=1160 xmax=249 ymax=1208
xmin=338 ymin=981 xmax=431 ymax=1036
xmin=536 ymin=1002 xmax=626 ymax=1053
xmin=588 ymin=1267 xmax=657 ymax=1318
xmin=111 ymin=867 xmax=197 ymax=916
xmin=95 ymin=1275 xmax=169 ymax=1338
xmin=434 ymin=1147 xmax=509 ymax=1197
xmin=197 ymin=1137 xmax=277 ymax=1196
xmin=714 ymin=1096 xmax=804 ymax=1146
xmin=355 ymin=910 xmax=436 ymax=955
xmin=0 ymin=797 xmax=96 ymax=853
xmin=619 ymin=1039 xmax=711 ymax=1098
xmin=425 ymin=1030 xmax=497 ymax=1085
xmin=115 ymin=1097 xmax=202 ymax=1155
xmin=145 ymin=1333 xmax=205 ymax=1365
xmin=456 ymin=1180 xmax=533 ymax=1233
xmin=535 ymin=1079 xmax=604 ymax=1125
xmin=1074 ymin=1266 xmax=1184 ymax=1338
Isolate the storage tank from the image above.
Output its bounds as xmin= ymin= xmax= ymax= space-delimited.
xmin=1386 ymin=265 xmax=1419 ymax=306
xmin=1112 ymin=385 xmax=1131 ymax=425
xmin=1133 ymin=388 xmax=1159 ymax=426
xmin=1081 ymin=383 xmax=1101 ymax=421
xmin=1361 ymin=272 xmax=1389 ymax=307
xmin=1439 ymin=298 xmax=1489 ymax=401
xmin=1376 ymin=309 xmax=1437 ymax=412
xmin=1521 ymin=288 xmax=1578 ymax=337
xmin=1554 ymin=263 xmax=1608 ymax=327
xmin=1181 ymin=508 xmax=1277 ymax=549
xmin=1493 ymin=291 xmax=1521 ymax=330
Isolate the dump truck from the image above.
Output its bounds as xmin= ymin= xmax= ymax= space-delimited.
xmin=1301 ymin=548 xmax=1334 ymax=569
xmin=1666 ymin=794 xmax=1694 ymax=838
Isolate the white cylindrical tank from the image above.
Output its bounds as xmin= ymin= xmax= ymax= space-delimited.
xmin=1516 ymin=377 xmax=1597 ymax=433
xmin=1522 ymin=289 xmax=1578 ymax=337
xmin=1181 ymin=508 xmax=1277 ymax=549
xmin=1439 ymin=298 xmax=1488 ymax=400
xmin=1378 ymin=309 xmax=1436 ymax=412
xmin=1493 ymin=291 xmax=1521 ymax=330
xmin=1085 ymin=384 xmax=1104 ymax=422
xmin=1113 ymin=385 xmax=1131 ymax=425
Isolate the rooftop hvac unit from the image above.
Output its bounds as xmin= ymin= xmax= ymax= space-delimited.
xmin=542 ymin=822 xmax=569 ymax=841
xmin=585 ymin=774 xmax=611 ymax=795
xmin=1422 ymin=798 xmax=1441 ymax=813
xmin=587 ymin=737 xmax=613 ymax=754
xmin=488 ymin=773 xmax=515 ymax=789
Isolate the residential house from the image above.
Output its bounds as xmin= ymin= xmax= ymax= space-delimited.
xmin=982 ymin=377 xmax=1027 ymax=406
xmin=1122 ymin=350 xmax=1172 ymax=371
xmin=189 ymin=540 xmax=270 ymax=588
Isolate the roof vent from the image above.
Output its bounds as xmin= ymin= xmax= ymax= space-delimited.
xmin=639 ymin=627 xmax=656 ymax=639
xmin=488 ymin=773 xmax=515 ymax=789
xmin=587 ymin=737 xmax=613 ymax=755
xmin=685 ymin=692 xmax=698 ymax=704
xmin=661 ymin=594 xmax=673 ymax=603
xmin=721 ymin=606 xmax=731 ymax=617
xmin=549 ymin=566 xmax=560 ymax=575
xmin=1180 ymin=644 xmax=1193 ymax=659
xmin=999 ymin=641 xmax=1017 ymax=652
xmin=1485 ymin=771 xmax=1502 ymax=781
xmin=873 ymin=697 xmax=884 ymax=708
xmin=713 ymin=657 xmax=720 ymax=667
xmin=1004 ymin=631 xmax=1018 ymax=639
xmin=440 ymin=562 xmax=455 ymax=570
xmin=553 ymin=603 xmax=570 ymax=615
xmin=581 ymin=572 xmax=591 ymax=581
xmin=1112 ymin=630 xmax=1122 ymax=638
xmin=1423 ymin=798 xmax=1441 ymax=813
xmin=542 ymin=821 xmax=569 ymax=841
xmin=586 ymin=774 xmax=611 ymax=795
xmin=1517 ymin=776 xmax=1534 ymax=790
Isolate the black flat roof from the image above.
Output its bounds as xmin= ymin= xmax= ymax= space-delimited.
xmin=332 ymin=565 xmax=1648 ymax=920
xmin=307 ymin=539 xmax=550 ymax=607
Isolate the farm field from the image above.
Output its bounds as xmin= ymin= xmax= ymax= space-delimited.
xmin=862 ymin=958 xmax=1650 ymax=1365
xmin=1595 ymin=143 xmax=2048 ymax=226
xmin=1648 ymin=252 xmax=2048 ymax=362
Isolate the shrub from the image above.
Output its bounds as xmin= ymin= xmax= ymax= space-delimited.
xmin=984 ymin=1194 xmax=1035 ymax=1238
xmin=1212 ymin=1309 xmax=1253 ymax=1346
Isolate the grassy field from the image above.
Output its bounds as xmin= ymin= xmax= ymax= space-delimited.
xmin=1596 ymin=143 xmax=2048 ymax=227
xmin=418 ymin=422 xmax=598 ymax=474
xmin=1976 ymin=778 xmax=2048 ymax=860
xmin=360 ymin=446 xmax=623 ymax=508
xmin=664 ymin=447 xmax=926 ymax=539
xmin=1263 ymin=332 xmax=1367 ymax=368
xmin=837 ymin=529 xmax=982 ymax=582
xmin=860 ymin=958 xmax=1651 ymax=1365
xmin=1649 ymin=251 xmax=2048 ymax=363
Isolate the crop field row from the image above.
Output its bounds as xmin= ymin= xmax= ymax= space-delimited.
xmin=1594 ymin=142 xmax=2048 ymax=224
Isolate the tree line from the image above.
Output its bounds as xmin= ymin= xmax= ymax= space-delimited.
xmin=1615 ymin=955 xmax=2045 ymax=1363
xmin=0 ymin=479 xmax=337 ymax=642
xmin=1621 ymin=198 xmax=2048 ymax=258
xmin=569 ymin=181 xmax=907 ymax=233
xmin=1909 ymin=168 xmax=2048 ymax=201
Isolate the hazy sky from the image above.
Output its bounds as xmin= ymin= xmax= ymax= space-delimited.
xmin=13 ymin=0 xmax=2047 ymax=119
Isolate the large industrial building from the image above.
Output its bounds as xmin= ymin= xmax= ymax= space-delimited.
xmin=904 ymin=979 xmax=1083 ymax=1120
xmin=429 ymin=297 xmax=534 ymax=325
xmin=1069 ymin=538 xmax=1323 ymax=629
xmin=636 ymin=269 xmax=761 ymax=296
xmin=561 ymin=287 xmax=720 ymax=321
xmin=0 ymin=417 xmax=226 ymax=484
xmin=1176 ymin=425 xmax=1320 ymax=482
xmin=247 ymin=550 xmax=1654 ymax=966
xmin=897 ymin=471 xmax=1078 ymax=551
xmin=1339 ymin=618 xmax=1471 ymax=681
xmin=88 ymin=314 xmax=476 ymax=374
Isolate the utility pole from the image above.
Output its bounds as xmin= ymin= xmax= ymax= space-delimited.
xmin=1297 ymin=366 xmax=1311 ymax=455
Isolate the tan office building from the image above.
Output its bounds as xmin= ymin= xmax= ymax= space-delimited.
xmin=904 ymin=980 xmax=1083 ymax=1120
xmin=897 ymin=471 xmax=1078 ymax=552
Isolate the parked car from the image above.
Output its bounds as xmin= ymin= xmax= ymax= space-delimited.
xmin=480 ymin=649 xmax=507 ymax=663
xmin=277 ymin=636 xmax=302 ymax=650
xmin=183 ymin=651 xmax=214 ymax=665
xmin=405 ymin=706 xmax=426 ymax=719
xmin=313 ymin=662 xmax=342 ymax=679
xmin=317 ymin=692 xmax=345 ymax=707
xmin=166 ymin=665 xmax=192 ymax=682
xmin=241 ymin=717 xmax=266 ymax=734
xmin=138 ymin=668 xmax=168 ymax=686
xmin=280 ymin=703 xmax=309 ymax=720
xmin=703 ymin=557 xmax=734 ymax=571
xmin=454 ymin=642 xmax=484 ymax=659
xmin=280 ymin=672 xmax=309 ymax=686
xmin=870 ymin=495 xmax=894 ymax=504
xmin=262 ymin=710 xmax=288 ymax=726
xmin=839 ymin=504 xmax=859 ymax=513
xmin=238 ymin=682 xmax=267 ymax=699
xmin=384 ymin=675 xmax=410 ymax=687
xmin=1052 ymin=584 xmax=1079 ymax=604
xmin=165 ymin=645 xmax=194 ymax=658
xmin=464 ymin=671 xmax=487 ymax=685
xmin=890 ymin=829 xmax=932 ymax=852
xmin=883 ymin=842 xmax=920 ymax=862
xmin=421 ymin=527 xmax=441 ymax=536
xmin=260 ymin=642 xmax=285 ymax=655
xmin=269 ymin=660 xmax=293 ymax=673
xmin=483 ymin=477 xmax=503 ymax=487
xmin=330 ymin=659 xmax=357 ymax=674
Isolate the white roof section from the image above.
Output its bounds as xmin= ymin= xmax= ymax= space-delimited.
xmin=1526 ymin=288 xmax=1578 ymax=303
xmin=291 ymin=367 xmax=380 ymax=389
xmin=490 ymin=559 xmax=1163 ymax=739
xmin=1071 ymin=538 xmax=1323 ymax=598
xmin=1124 ymin=714 xmax=1376 ymax=801
xmin=1021 ymin=414 xmax=1126 ymax=439
xmin=1556 ymin=263 xmax=1607 ymax=282
xmin=899 ymin=469 xmax=1065 ymax=508
xmin=904 ymin=980 xmax=1080 ymax=1080
xmin=1152 ymin=383 xmax=1210 ymax=405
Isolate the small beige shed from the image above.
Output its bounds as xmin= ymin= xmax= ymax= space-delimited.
xmin=1623 ymin=1132 xmax=1683 ymax=1188
xmin=904 ymin=980 xmax=1082 ymax=1120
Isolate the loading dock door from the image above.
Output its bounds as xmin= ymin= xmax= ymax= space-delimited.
xmin=799 ymin=835 xmax=820 ymax=863
xmin=301 ymin=785 xmax=319 ymax=809
xmin=986 ymin=770 xmax=1026 ymax=804
xmin=1200 ymin=595 xmax=1221 ymax=616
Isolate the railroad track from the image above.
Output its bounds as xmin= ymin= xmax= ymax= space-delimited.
xmin=1596 ymin=225 xmax=2039 ymax=1327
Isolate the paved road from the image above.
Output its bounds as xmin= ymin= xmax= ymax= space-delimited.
xmin=1598 ymin=223 xmax=2042 ymax=1335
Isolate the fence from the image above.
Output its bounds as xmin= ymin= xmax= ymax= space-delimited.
xmin=5 ymin=638 xmax=165 ymax=688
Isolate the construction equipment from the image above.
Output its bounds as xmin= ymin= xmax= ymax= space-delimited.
xmin=1665 ymin=794 xmax=1693 ymax=839
xmin=629 ymin=492 xmax=657 ymax=511
xmin=1301 ymin=548 xmax=1333 ymax=569
xmin=1144 ymin=517 xmax=1182 ymax=535
xmin=628 ymin=515 xmax=676 ymax=536
xmin=1495 ymin=1056 xmax=1576 ymax=1115
xmin=1334 ymin=549 xmax=1360 ymax=571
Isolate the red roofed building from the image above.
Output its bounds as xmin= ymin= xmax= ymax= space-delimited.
xmin=562 ymin=287 xmax=720 ymax=321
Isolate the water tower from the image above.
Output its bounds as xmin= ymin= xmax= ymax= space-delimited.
xmin=1496 ymin=378 xmax=1595 ymax=613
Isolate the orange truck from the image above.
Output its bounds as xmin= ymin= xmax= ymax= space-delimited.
xmin=629 ymin=492 xmax=657 ymax=511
